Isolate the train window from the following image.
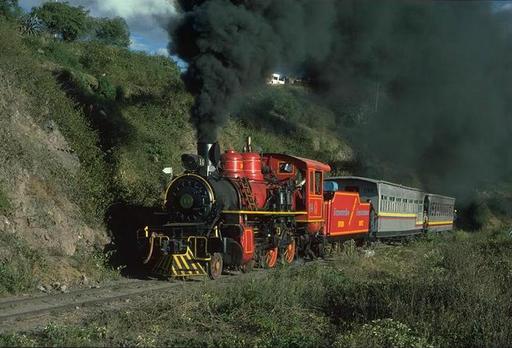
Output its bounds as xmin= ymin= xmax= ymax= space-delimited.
xmin=279 ymin=162 xmax=294 ymax=174
xmin=309 ymin=172 xmax=314 ymax=193
xmin=315 ymin=171 xmax=322 ymax=195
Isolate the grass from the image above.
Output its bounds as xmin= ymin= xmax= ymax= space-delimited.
xmin=0 ymin=234 xmax=46 ymax=295
xmin=71 ymin=247 xmax=121 ymax=283
xmin=1 ymin=229 xmax=511 ymax=347
xmin=0 ymin=186 xmax=10 ymax=215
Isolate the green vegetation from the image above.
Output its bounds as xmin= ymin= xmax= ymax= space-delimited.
xmin=31 ymin=2 xmax=90 ymax=41
xmin=93 ymin=17 xmax=130 ymax=48
xmin=0 ymin=186 xmax=10 ymax=215
xmin=71 ymin=247 xmax=121 ymax=283
xmin=0 ymin=234 xmax=46 ymax=295
xmin=0 ymin=0 xmax=21 ymax=20
xmin=1 ymin=229 xmax=511 ymax=347
xmin=222 ymin=86 xmax=353 ymax=170
xmin=0 ymin=19 xmax=111 ymax=224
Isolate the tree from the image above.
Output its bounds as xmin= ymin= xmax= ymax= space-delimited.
xmin=94 ymin=17 xmax=130 ymax=48
xmin=31 ymin=1 xmax=90 ymax=41
xmin=0 ymin=0 xmax=21 ymax=20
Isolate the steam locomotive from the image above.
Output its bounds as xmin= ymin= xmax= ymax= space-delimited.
xmin=137 ymin=138 xmax=455 ymax=279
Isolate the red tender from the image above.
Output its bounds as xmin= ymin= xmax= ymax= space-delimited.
xmin=323 ymin=192 xmax=370 ymax=237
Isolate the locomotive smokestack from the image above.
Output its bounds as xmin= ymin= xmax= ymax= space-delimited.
xmin=197 ymin=142 xmax=221 ymax=176
xmin=197 ymin=142 xmax=213 ymax=176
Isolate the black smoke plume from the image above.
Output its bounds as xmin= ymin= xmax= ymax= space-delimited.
xmin=169 ymin=1 xmax=512 ymax=205
xmin=169 ymin=0 xmax=336 ymax=142
xmin=307 ymin=1 xmax=512 ymax=204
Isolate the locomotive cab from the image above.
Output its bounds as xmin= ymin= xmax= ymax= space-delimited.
xmin=262 ymin=154 xmax=331 ymax=234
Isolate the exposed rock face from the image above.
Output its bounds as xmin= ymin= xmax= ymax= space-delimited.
xmin=0 ymin=69 xmax=108 ymax=283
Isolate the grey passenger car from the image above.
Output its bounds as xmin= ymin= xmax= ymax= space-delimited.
xmin=325 ymin=177 xmax=455 ymax=238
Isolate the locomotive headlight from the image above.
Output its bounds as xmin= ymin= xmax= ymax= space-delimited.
xmin=179 ymin=194 xmax=194 ymax=209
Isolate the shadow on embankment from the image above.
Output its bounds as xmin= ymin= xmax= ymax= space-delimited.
xmin=104 ymin=203 xmax=166 ymax=279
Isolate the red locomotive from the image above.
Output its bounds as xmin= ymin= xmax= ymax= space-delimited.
xmin=137 ymin=137 xmax=454 ymax=279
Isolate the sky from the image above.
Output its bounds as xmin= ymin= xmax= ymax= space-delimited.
xmin=19 ymin=0 xmax=179 ymax=62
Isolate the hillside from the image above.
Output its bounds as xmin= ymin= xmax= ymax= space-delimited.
xmin=0 ymin=18 xmax=353 ymax=294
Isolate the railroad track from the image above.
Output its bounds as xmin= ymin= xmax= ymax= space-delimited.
xmin=0 ymin=278 xmax=187 ymax=333
xmin=0 ymin=252 xmax=364 ymax=333
xmin=0 ymin=269 xmax=266 ymax=333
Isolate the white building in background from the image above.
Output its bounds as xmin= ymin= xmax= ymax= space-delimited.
xmin=268 ymin=73 xmax=286 ymax=85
